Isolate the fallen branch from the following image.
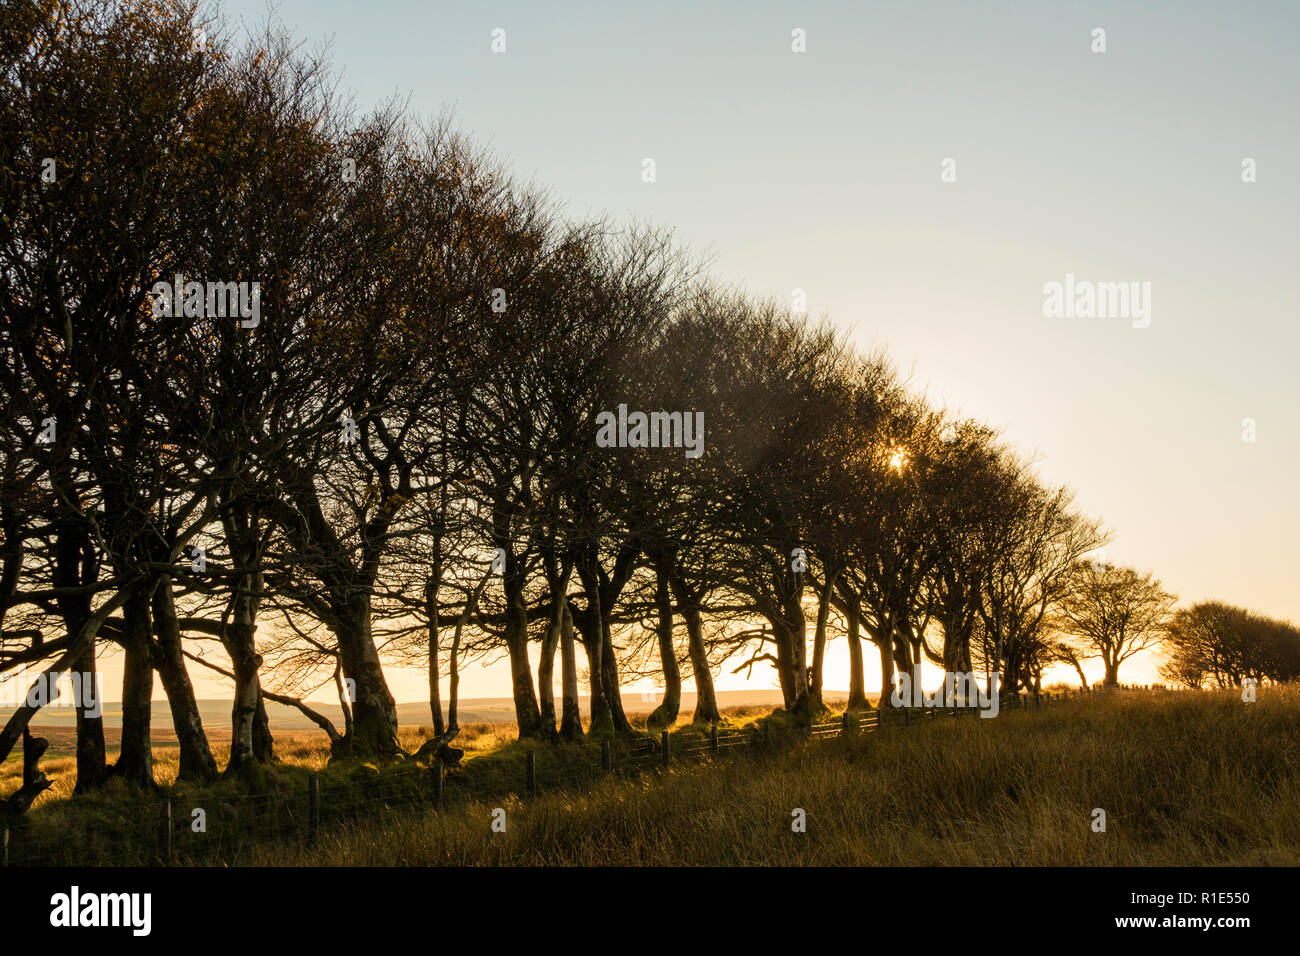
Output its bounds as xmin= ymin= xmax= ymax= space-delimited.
xmin=411 ymin=729 xmax=463 ymax=767
xmin=3 ymin=728 xmax=53 ymax=820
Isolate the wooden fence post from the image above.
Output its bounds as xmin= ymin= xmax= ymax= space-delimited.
xmin=601 ymin=738 xmax=612 ymax=772
xmin=661 ymin=730 xmax=670 ymax=767
xmin=308 ymin=774 xmax=321 ymax=844
xmin=763 ymin=722 xmax=772 ymax=747
xmin=842 ymin=712 xmax=850 ymax=736
xmin=526 ymin=749 xmax=536 ymax=797
xmin=710 ymin=724 xmax=719 ymax=758
xmin=904 ymin=706 xmax=911 ymax=726
xmin=159 ymin=799 xmax=172 ymax=865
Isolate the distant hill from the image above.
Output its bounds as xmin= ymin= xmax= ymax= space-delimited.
xmin=6 ymin=688 xmax=866 ymax=734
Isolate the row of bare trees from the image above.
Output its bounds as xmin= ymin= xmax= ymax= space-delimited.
xmin=1159 ymin=603 xmax=1300 ymax=689
xmin=2 ymin=2 xmax=1292 ymax=804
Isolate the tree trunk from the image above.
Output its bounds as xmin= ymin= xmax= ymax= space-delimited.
xmin=151 ymin=579 xmax=218 ymax=783
xmin=223 ymin=578 xmax=262 ymax=772
xmin=844 ymin=598 xmax=868 ymax=710
xmin=502 ymin=578 xmax=542 ymax=738
xmin=448 ymin=606 xmax=467 ymax=737
xmin=1001 ymin=635 xmax=1021 ymax=696
xmin=910 ymin=635 xmax=923 ymax=701
xmin=252 ymin=690 xmax=275 ymax=762
xmin=600 ymin=613 xmax=632 ymax=734
xmin=335 ymin=594 xmax=400 ymax=756
xmin=541 ymin=554 xmax=582 ymax=740
xmin=538 ymin=597 xmax=560 ymax=739
xmin=54 ymin=522 xmax=107 ymax=792
xmin=669 ymin=572 xmax=719 ymax=725
xmin=575 ymin=599 xmax=613 ymax=737
xmin=69 ymin=639 xmax=107 ymax=793
xmin=893 ymin=623 xmax=913 ymax=681
xmin=575 ymin=557 xmax=613 ymax=736
xmin=991 ymin=629 xmax=1008 ymax=696
xmin=810 ymin=569 xmax=837 ymax=710
xmin=559 ymin=596 xmax=583 ymax=739
xmin=217 ymin=509 xmax=274 ymax=765
xmin=770 ymin=616 xmax=795 ymax=709
xmin=426 ymin=577 xmax=444 ymax=736
xmin=112 ymin=590 xmax=155 ymax=787
xmin=781 ymin=587 xmax=810 ymax=715
xmin=876 ymin=629 xmax=895 ymax=705
xmin=647 ymin=565 xmax=681 ymax=729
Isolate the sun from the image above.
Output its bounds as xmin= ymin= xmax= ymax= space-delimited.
xmin=889 ymin=449 xmax=907 ymax=471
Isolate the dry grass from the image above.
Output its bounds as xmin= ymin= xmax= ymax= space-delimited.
xmin=6 ymin=688 xmax=1299 ymax=865
xmin=0 ymin=705 xmax=795 ymax=864
xmin=255 ymin=687 xmax=1300 ymax=866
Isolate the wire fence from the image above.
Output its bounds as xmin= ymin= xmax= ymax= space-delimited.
xmin=1 ymin=684 xmax=1108 ymax=867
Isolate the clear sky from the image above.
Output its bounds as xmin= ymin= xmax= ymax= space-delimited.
xmin=49 ymin=0 xmax=1300 ymax=705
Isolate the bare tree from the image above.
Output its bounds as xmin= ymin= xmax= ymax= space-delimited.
xmin=1057 ymin=561 xmax=1176 ymax=687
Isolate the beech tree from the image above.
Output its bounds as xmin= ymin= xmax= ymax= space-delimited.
xmin=973 ymin=465 xmax=1105 ymax=696
xmin=1056 ymin=561 xmax=1176 ymax=687
xmin=1159 ymin=602 xmax=1300 ymax=689
xmin=0 ymin=0 xmax=238 ymax=786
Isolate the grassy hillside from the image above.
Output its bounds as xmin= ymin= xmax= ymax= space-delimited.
xmin=5 ymin=687 xmax=1298 ymax=866
xmin=263 ymin=688 xmax=1300 ymax=866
